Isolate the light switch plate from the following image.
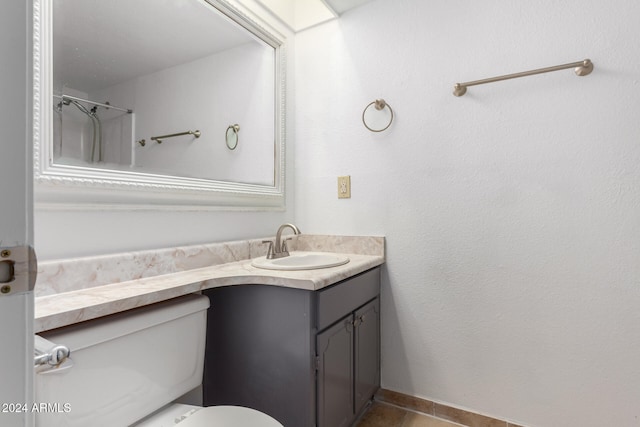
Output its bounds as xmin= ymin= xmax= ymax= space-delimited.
xmin=338 ymin=176 xmax=351 ymax=199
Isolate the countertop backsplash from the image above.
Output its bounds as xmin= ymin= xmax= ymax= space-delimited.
xmin=35 ymin=235 xmax=385 ymax=297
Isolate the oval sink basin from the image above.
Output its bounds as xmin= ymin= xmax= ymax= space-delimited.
xmin=251 ymin=251 xmax=350 ymax=271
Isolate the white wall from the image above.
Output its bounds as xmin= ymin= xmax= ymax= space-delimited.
xmin=295 ymin=1 xmax=640 ymax=426
xmin=90 ymin=42 xmax=274 ymax=185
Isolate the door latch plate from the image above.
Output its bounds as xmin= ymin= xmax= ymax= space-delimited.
xmin=0 ymin=245 xmax=37 ymax=295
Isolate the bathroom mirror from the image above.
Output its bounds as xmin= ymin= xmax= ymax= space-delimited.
xmin=34 ymin=0 xmax=286 ymax=208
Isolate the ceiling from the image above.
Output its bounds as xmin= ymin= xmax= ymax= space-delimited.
xmin=322 ymin=0 xmax=375 ymax=15
xmin=53 ymin=0 xmax=260 ymax=93
xmin=249 ymin=0 xmax=375 ymax=32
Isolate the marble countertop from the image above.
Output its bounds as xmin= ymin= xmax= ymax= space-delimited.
xmin=35 ymin=252 xmax=384 ymax=333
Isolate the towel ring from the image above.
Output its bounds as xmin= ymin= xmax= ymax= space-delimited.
xmin=362 ymin=99 xmax=394 ymax=132
xmin=226 ymin=124 xmax=240 ymax=150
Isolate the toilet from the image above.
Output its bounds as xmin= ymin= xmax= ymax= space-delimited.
xmin=35 ymin=294 xmax=283 ymax=427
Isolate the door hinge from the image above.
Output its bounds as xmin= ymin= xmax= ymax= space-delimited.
xmin=314 ymin=356 xmax=320 ymax=371
xmin=0 ymin=245 xmax=37 ymax=295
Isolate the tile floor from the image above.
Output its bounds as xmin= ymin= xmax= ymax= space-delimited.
xmin=356 ymin=401 xmax=464 ymax=427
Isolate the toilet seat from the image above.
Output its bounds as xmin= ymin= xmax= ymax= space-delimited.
xmin=177 ymin=406 xmax=283 ymax=427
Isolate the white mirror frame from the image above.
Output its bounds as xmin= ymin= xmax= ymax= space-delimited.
xmin=33 ymin=0 xmax=286 ymax=210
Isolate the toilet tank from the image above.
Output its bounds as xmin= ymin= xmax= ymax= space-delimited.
xmin=35 ymin=294 xmax=210 ymax=427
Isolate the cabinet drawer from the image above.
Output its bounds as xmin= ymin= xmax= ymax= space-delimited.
xmin=316 ymin=267 xmax=380 ymax=331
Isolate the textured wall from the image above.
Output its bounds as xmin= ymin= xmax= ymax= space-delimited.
xmin=294 ymin=0 xmax=640 ymax=426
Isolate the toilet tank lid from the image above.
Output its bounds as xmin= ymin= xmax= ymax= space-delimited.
xmin=39 ymin=294 xmax=210 ymax=351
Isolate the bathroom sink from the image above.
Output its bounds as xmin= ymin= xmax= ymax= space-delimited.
xmin=251 ymin=251 xmax=350 ymax=271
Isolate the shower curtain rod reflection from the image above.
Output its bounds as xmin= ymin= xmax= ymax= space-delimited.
xmin=53 ymin=94 xmax=133 ymax=114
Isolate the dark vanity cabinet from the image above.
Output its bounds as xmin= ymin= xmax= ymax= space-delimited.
xmin=316 ymin=297 xmax=380 ymax=427
xmin=203 ymin=267 xmax=380 ymax=427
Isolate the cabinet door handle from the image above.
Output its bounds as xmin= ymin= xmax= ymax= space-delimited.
xmin=347 ymin=315 xmax=367 ymax=330
xmin=345 ymin=318 xmax=354 ymax=332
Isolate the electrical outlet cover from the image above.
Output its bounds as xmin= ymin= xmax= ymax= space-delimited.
xmin=338 ymin=176 xmax=351 ymax=199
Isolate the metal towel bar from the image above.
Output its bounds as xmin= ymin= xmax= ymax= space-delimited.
xmin=453 ymin=59 xmax=594 ymax=97
xmin=151 ymin=130 xmax=201 ymax=144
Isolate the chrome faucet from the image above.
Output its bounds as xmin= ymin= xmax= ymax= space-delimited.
xmin=263 ymin=223 xmax=301 ymax=259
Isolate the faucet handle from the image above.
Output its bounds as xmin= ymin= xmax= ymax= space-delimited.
xmin=262 ymin=240 xmax=275 ymax=259
xmin=281 ymin=237 xmax=293 ymax=255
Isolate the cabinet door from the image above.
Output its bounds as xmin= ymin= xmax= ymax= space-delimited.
xmin=316 ymin=315 xmax=354 ymax=427
xmin=203 ymin=285 xmax=316 ymax=427
xmin=354 ymin=298 xmax=380 ymax=415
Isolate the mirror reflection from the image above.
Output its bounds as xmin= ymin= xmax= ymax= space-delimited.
xmin=52 ymin=0 xmax=277 ymax=186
